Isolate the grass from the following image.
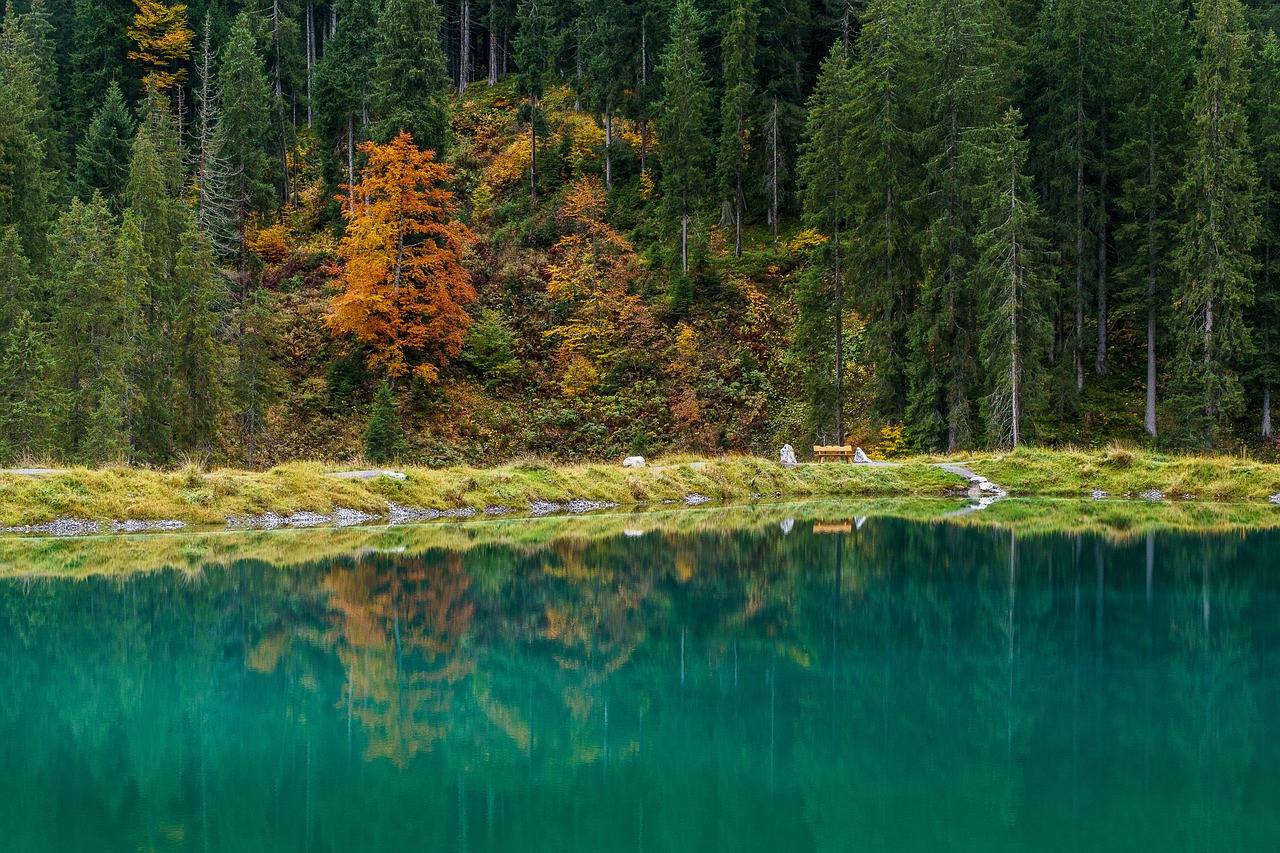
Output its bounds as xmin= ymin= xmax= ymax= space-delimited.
xmin=0 ymin=456 xmax=962 ymax=527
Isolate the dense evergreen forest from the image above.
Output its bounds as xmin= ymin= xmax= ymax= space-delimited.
xmin=4 ymin=0 xmax=1280 ymax=466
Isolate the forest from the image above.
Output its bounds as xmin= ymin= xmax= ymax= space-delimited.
xmin=2 ymin=0 xmax=1280 ymax=466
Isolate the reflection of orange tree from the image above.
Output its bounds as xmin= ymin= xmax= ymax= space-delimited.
xmin=542 ymin=540 xmax=652 ymax=724
xmin=324 ymin=553 xmax=475 ymax=768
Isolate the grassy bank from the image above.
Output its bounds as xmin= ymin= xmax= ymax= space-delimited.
xmin=0 ymin=457 xmax=961 ymax=527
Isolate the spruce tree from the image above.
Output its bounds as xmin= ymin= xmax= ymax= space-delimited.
xmin=513 ymin=0 xmax=558 ymax=203
xmin=365 ymin=378 xmax=406 ymax=463
xmin=219 ymin=11 xmax=273 ymax=278
xmin=656 ymin=0 xmax=710 ymax=278
xmin=170 ymin=220 xmax=223 ymax=451
xmin=0 ymin=10 xmax=54 ymax=265
xmin=1254 ymin=29 xmax=1280 ymax=438
xmin=907 ymin=0 xmax=1009 ymax=452
xmin=371 ymin=0 xmax=451 ymax=152
xmin=0 ymin=308 xmax=56 ymax=463
xmin=797 ymin=41 xmax=852 ymax=444
xmin=74 ymin=82 xmax=134 ymax=210
xmin=971 ymin=109 xmax=1052 ymax=449
xmin=846 ymin=0 xmax=926 ymax=423
xmin=1114 ymin=0 xmax=1191 ymax=439
xmin=1172 ymin=0 xmax=1259 ymax=446
xmin=716 ymin=0 xmax=758 ymax=258
xmin=580 ymin=0 xmax=635 ymax=191
xmin=314 ymin=0 xmax=378 ymax=215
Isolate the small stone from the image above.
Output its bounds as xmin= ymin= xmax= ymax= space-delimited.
xmin=779 ymin=444 xmax=798 ymax=467
xmin=334 ymin=507 xmax=380 ymax=526
xmin=684 ymin=493 xmax=711 ymax=506
xmin=484 ymin=505 xmax=516 ymax=516
xmin=1268 ymin=493 xmax=1280 ymax=505
xmin=622 ymin=456 xmax=646 ymax=468
xmin=853 ymin=447 xmax=872 ymax=463
xmin=1090 ymin=488 xmax=1108 ymax=500
xmin=286 ymin=511 xmax=331 ymax=527
xmin=528 ymin=500 xmax=564 ymax=516
xmin=1139 ymin=489 xmax=1165 ymax=502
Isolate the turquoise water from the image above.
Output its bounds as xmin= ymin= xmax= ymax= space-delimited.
xmin=1 ymin=513 xmax=1278 ymax=851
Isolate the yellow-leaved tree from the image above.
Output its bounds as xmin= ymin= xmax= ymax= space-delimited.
xmin=545 ymin=177 xmax=647 ymax=395
xmin=127 ymin=0 xmax=195 ymax=94
xmin=328 ymin=132 xmax=475 ymax=383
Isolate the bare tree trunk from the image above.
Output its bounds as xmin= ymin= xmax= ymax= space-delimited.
xmin=347 ymin=114 xmax=356 ymax=215
xmin=1074 ymin=40 xmax=1085 ymax=393
xmin=460 ymin=0 xmax=471 ymax=93
xmin=530 ymin=110 xmax=537 ymax=203
xmin=488 ymin=0 xmax=498 ymax=85
xmin=734 ymin=109 xmax=744 ymax=259
xmin=1096 ymin=120 xmax=1109 ymax=375
xmin=1264 ymin=382 xmax=1273 ymax=439
xmin=306 ymin=1 xmax=314 ymax=128
xmin=681 ymin=191 xmax=688 ymax=273
xmin=770 ymin=102 xmax=779 ymax=255
xmin=604 ymin=107 xmax=612 ymax=190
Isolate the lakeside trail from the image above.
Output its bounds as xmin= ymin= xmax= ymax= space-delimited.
xmin=3 ymin=447 xmax=1280 ymax=535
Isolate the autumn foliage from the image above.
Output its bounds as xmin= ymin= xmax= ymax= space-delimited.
xmin=545 ymin=177 xmax=648 ymax=395
xmin=126 ymin=0 xmax=195 ymax=93
xmin=328 ymin=132 xmax=475 ymax=383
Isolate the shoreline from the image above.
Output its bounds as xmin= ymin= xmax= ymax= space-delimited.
xmin=3 ymin=447 xmax=1280 ymax=535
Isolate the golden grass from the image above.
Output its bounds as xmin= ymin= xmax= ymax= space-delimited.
xmin=0 ymin=456 xmax=962 ymax=526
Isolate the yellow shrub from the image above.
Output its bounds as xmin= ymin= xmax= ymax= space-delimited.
xmin=787 ymin=228 xmax=828 ymax=254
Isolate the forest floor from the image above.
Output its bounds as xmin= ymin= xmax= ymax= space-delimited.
xmin=2 ymin=447 xmax=1280 ymax=532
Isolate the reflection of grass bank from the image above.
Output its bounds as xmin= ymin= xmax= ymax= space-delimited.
xmin=0 ymin=499 xmax=960 ymax=578
xmin=0 ymin=458 xmax=961 ymax=527
xmin=7 ymin=495 xmax=1280 ymax=580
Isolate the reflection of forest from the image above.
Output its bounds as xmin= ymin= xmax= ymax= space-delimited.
xmin=0 ymin=520 xmax=1279 ymax=851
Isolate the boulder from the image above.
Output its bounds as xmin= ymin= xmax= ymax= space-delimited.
xmin=779 ymin=444 xmax=798 ymax=466
xmin=623 ymin=456 xmax=646 ymax=468
xmin=853 ymin=447 xmax=872 ymax=463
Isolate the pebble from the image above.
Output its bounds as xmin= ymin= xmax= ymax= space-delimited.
xmin=528 ymin=500 xmax=564 ymax=516
xmin=685 ymin=493 xmax=711 ymax=506
xmin=1139 ymin=489 xmax=1166 ymax=502
xmin=484 ymin=505 xmax=516 ymax=516
xmin=110 ymin=519 xmax=186 ymax=533
xmin=1091 ymin=488 xmax=1108 ymax=500
xmin=334 ymin=507 xmax=381 ymax=526
xmin=566 ymin=499 xmax=618 ymax=513
xmin=1269 ymin=493 xmax=1280 ymax=505
xmin=286 ymin=511 xmax=332 ymax=527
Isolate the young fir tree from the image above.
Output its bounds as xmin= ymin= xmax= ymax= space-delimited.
xmin=716 ymin=0 xmax=757 ymax=258
xmin=169 ymin=219 xmax=223 ymax=451
xmin=907 ymin=0 xmax=1009 ymax=452
xmin=1172 ymin=0 xmax=1259 ymax=447
xmin=365 ymin=378 xmax=407 ymax=463
xmin=218 ymin=11 xmax=273 ymax=280
xmin=580 ymin=0 xmax=635 ymax=191
xmin=1251 ymin=30 xmax=1280 ymax=438
xmin=0 ymin=308 xmax=56 ymax=463
xmin=67 ymin=0 xmax=133 ymax=148
xmin=74 ymin=82 xmax=134 ymax=210
xmin=513 ymin=0 xmax=558 ymax=203
xmin=846 ymin=0 xmax=926 ymax=424
xmin=971 ymin=109 xmax=1052 ymax=449
xmin=371 ymin=0 xmax=450 ymax=152
xmin=656 ymin=0 xmax=711 ymax=280
xmin=1113 ymin=0 xmax=1191 ymax=439
xmin=796 ymin=42 xmax=853 ymax=445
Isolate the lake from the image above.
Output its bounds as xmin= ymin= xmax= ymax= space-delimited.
xmin=1 ymin=505 xmax=1278 ymax=851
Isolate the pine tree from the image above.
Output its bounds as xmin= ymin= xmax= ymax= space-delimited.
xmin=907 ymin=0 xmax=1009 ymax=452
xmin=971 ymin=109 xmax=1052 ymax=449
xmin=218 ymin=11 xmax=273 ymax=279
xmin=797 ymin=41 xmax=852 ymax=444
xmin=365 ymin=378 xmax=406 ymax=462
xmin=170 ymin=219 xmax=223 ymax=450
xmin=1172 ymin=0 xmax=1259 ymax=446
xmin=315 ymin=0 xmax=378 ymax=216
xmin=68 ymin=0 xmax=133 ymax=147
xmin=716 ymin=0 xmax=757 ymax=258
xmin=74 ymin=82 xmax=135 ymax=209
xmin=657 ymin=0 xmax=710 ymax=277
xmin=846 ymin=0 xmax=926 ymax=423
xmin=580 ymin=0 xmax=635 ymax=191
xmin=371 ymin=0 xmax=450 ymax=153
xmin=1114 ymin=0 xmax=1191 ymax=439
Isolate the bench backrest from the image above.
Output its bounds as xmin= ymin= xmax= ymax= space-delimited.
xmin=813 ymin=445 xmax=854 ymax=453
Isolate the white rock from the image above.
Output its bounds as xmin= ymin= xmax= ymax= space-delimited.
xmin=780 ymin=518 xmax=795 ymax=535
xmin=779 ymin=444 xmax=798 ymax=466
xmin=623 ymin=456 xmax=646 ymax=468
xmin=853 ymin=447 xmax=872 ymax=463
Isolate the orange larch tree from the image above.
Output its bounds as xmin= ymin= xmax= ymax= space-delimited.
xmin=328 ymin=131 xmax=475 ymax=383
xmin=127 ymin=0 xmax=196 ymax=94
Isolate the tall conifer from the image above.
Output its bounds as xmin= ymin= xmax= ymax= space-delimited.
xmin=656 ymin=0 xmax=710 ymax=278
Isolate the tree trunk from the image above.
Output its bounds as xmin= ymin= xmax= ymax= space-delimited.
xmin=1074 ymin=41 xmax=1085 ymax=393
xmin=530 ymin=110 xmax=537 ymax=203
xmin=347 ymin=114 xmax=356 ymax=215
xmin=604 ymin=107 xmax=612 ymax=190
xmin=681 ymin=190 xmax=688 ymax=273
xmin=488 ymin=0 xmax=498 ymax=85
xmin=460 ymin=0 xmax=471 ymax=93
xmin=1096 ymin=121 xmax=1108 ymax=376
xmin=306 ymin=1 xmax=314 ymax=128
xmin=734 ymin=111 xmax=743 ymax=259
xmin=771 ymin=102 xmax=779 ymax=255
xmin=1264 ymin=382 xmax=1272 ymax=438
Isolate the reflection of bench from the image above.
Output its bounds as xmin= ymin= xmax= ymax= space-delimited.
xmin=813 ymin=522 xmax=853 ymax=534
xmin=813 ymin=445 xmax=855 ymax=463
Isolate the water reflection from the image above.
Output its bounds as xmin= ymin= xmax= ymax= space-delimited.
xmin=1 ymin=516 xmax=1278 ymax=851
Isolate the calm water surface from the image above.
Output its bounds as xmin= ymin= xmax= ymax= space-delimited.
xmin=1 ymin=512 xmax=1278 ymax=851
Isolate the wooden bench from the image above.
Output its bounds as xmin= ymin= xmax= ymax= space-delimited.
xmin=813 ymin=445 xmax=855 ymax=463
